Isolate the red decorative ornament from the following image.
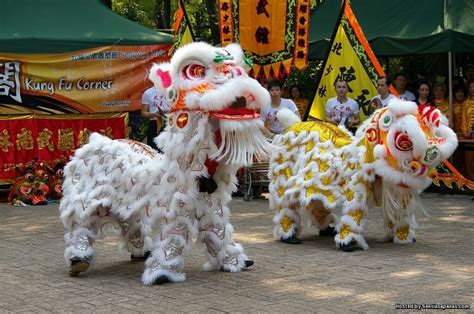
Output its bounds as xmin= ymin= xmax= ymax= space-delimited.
xmin=176 ymin=113 xmax=189 ymax=128
xmin=366 ymin=127 xmax=378 ymax=143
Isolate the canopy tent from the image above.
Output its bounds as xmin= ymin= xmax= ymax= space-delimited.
xmin=0 ymin=0 xmax=173 ymax=54
xmin=309 ymin=0 xmax=474 ymax=59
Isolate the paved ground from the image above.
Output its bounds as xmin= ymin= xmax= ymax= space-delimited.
xmin=0 ymin=192 xmax=472 ymax=313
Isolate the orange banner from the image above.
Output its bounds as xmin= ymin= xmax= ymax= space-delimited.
xmin=218 ymin=0 xmax=310 ymax=80
xmin=0 ymin=113 xmax=128 ymax=183
xmin=0 ymin=45 xmax=170 ymax=114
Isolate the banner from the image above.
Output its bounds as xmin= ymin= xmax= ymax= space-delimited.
xmin=0 ymin=44 xmax=170 ymax=115
xmin=0 ymin=113 xmax=128 ymax=183
xmin=169 ymin=0 xmax=195 ymax=55
xmin=218 ymin=0 xmax=310 ymax=80
xmin=306 ymin=0 xmax=386 ymax=120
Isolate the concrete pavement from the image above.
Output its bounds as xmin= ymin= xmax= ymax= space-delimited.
xmin=0 ymin=192 xmax=472 ymax=312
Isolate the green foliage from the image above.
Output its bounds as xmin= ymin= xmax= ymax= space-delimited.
xmin=283 ymin=61 xmax=323 ymax=101
xmin=112 ymin=0 xmax=156 ymax=28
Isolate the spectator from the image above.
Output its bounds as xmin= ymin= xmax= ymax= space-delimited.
xmin=141 ymin=86 xmax=170 ymax=150
xmin=463 ymin=80 xmax=474 ymax=179
xmin=415 ymin=80 xmax=435 ymax=107
xmin=370 ymin=76 xmax=397 ymax=111
xmin=433 ymin=82 xmax=449 ymax=120
xmin=462 ymin=80 xmax=474 ymax=138
xmin=325 ymin=80 xmax=359 ymax=132
xmin=393 ymin=73 xmax=416 ymax=101
xmin=464 ymin=64 xmax=474 ymax=84
xmin=452 ymin=84 xmax=467 ymax=135
xmin=260 ymin=80 xmax=300 ymax=138
xmin=289 ymin=85 xmax=309 ymax=118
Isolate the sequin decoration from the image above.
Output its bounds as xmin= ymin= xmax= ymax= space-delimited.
xmin=221 ymin=254 xmax=238 ymax=266
xmin=75 ymin=234 xmax=89 ymax=251
xmin=203 ymin=234 xmax=221 ymax=257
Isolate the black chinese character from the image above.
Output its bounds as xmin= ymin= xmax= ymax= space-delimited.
xmin=298 ymin=39 xmax=306 ymax=47
xmin=299 ymin=16 xmax=307 ymax=25
xmin=256 ymin=0 xmax=270 ymax=18
xmin=332 ymin=42 xmax=343 ymax=55
xmin=355 ymin=89 xmax=371 ymax=115
xmin=223 ymin=14 xmax=230 ymax=22
xmin=296 ymin=51 xmax=306 ymax=59
xmin=324 ymin=65 xmax=333 ymax=76
xmin=223 ymin=25 xmax=231 ymax=35
xmin=298 ymin=28 xmax=306 ymax=36
xmin=318 ymin=85 xmax=327 ymax=97
xmin=255 ymin=26 xmax=270 ymax=44
xmin=221 ymin=3 xmax=229 ymax=11
xmin=335 ymin=66 xmax=356 ymax=92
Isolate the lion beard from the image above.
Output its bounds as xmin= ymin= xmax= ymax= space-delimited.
xmin=210 ymin=119 xmax=273 ymax=167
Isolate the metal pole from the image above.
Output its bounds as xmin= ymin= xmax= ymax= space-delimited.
xmin=448 ymin=51 xmax=453 ymax=129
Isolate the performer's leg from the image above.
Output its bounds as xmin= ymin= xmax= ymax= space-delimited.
xmin=63 ymin=218 xmax=100 ymax=277
xmin=381 ymin=184 xmax=417 ymax=244
xmin=119 ymin=218 xmax=153 ymax=261
xmin=307 ymin=200 xmax=338 ymax=236
xmin=335 ymin=185 xmax=369 ymax=251
xmin=273 ymin=203 xmax=302 ymax=244
xmin=197 ymin=202 xmax=253 ymax=272
xmin=141 ymin=216 xmax=194 ymax=285
xmin=147 ymin=120 xmax=158 ymax=150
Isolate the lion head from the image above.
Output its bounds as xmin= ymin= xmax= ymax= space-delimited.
xmin=361 ymin=99 xmax=458 ymax=190
xmin=149 ymin=42 xmax=272 ymax=166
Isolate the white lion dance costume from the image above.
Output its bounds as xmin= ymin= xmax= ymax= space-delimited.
xmin=60 ymin=42 xmax=273 ymax=284
xmin=269 ymin=101 xmax=457 ymax=251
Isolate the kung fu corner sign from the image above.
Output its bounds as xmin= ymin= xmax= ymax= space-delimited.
xmin=0 ymin=44 xmax=170 ymax=115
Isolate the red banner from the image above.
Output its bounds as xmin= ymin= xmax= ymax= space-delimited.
xmin=0 ymin=113 xmax=128 ymax=183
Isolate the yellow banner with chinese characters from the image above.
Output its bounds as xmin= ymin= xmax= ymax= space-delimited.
xmin=307 ymin=1 xmax=386 ymax=120
xmin=0 ymin=45 xmax=170 ymax=115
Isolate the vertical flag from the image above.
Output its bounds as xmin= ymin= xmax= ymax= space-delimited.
xmin=169 ymin=0 xmax=194 ymax=55
xmin=217 ymin=0 xmax=310 ymax=80
xmin=305 ymin=0 xmax=387 ymax=120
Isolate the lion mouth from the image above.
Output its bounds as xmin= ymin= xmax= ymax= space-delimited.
xmin=210 ymin=96 xmax=260 ymax=120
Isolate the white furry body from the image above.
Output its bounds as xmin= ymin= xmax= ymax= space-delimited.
xmin=60 ymin=42 xmax=273 ymax=284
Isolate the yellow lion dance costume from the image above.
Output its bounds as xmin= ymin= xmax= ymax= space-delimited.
xmin=269 ymin=101 xmax=457 ymax=251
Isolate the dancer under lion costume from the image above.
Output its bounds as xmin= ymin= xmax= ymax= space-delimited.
xmin=60 ymin=42 xmax=272 ymax=284
xmin=269 ymin=101 xmax=457 ymax=251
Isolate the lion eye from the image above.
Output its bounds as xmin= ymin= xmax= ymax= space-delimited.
xmin=181 ymin=64 xmax=206 ymax=80
xmin=25 ymin=173 xmax=34 ymax=181
xmin=379 ymin=111 xmax=395 ymax=131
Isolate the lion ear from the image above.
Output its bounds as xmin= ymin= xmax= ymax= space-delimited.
xmin=149 ymin=62 xmax=172 ymax=94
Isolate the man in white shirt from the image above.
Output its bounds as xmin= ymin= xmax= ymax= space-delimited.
xmin=393 ymin=73 xmax=416 ymax=101
xmin=260 ymin=80 xmax=300 ymax=137
xmin=370 ymin=76 xmax=397 ymax=110
xmin=141 ymin=86 xmax=170 ymax=150
xmin=325 ymin=80 xmax=359 ymax=130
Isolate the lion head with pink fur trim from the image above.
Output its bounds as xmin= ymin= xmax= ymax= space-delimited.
xmin=148 ymin=42 xmax=272 ymax=166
